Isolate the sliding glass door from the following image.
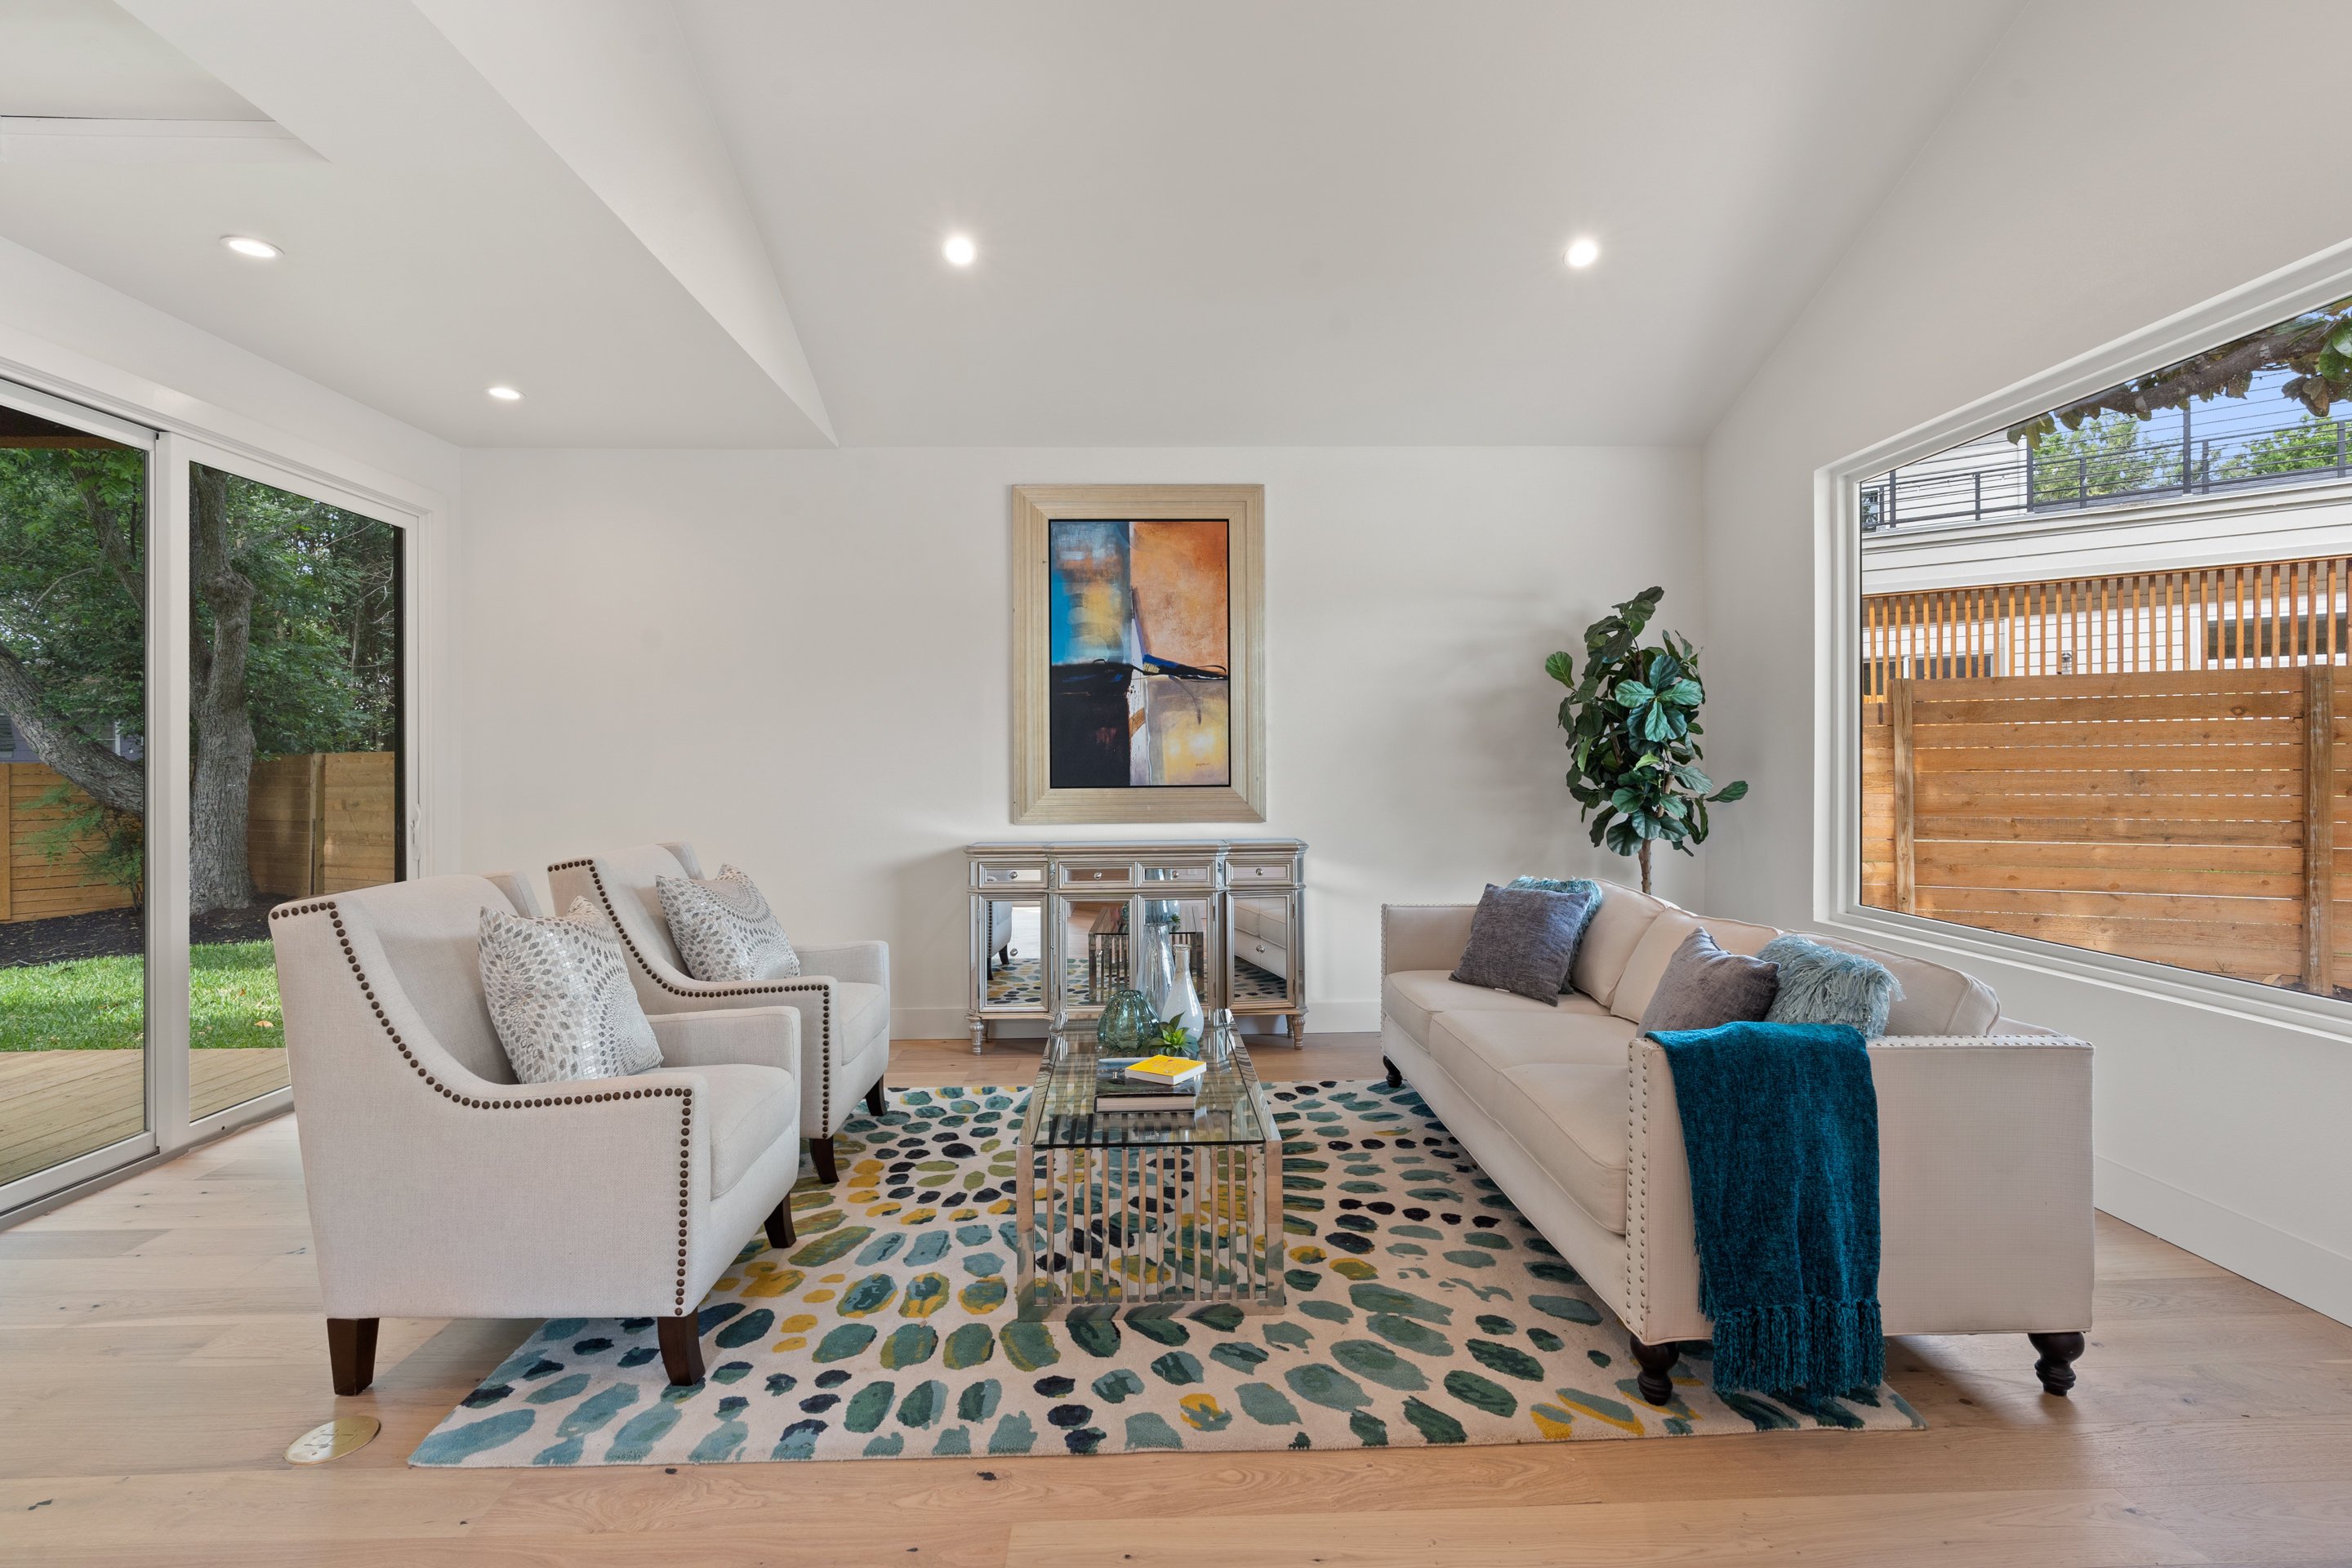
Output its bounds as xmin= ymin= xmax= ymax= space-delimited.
xmin=187 ymin=462 xmax=404 ymax=1120
xmin=0 ymin=390 xmax=154 ymax=1197
xmin=0 ymin=379 xmax=415 ymax=1213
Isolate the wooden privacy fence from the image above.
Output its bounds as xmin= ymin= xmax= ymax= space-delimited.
xmin=247 ymin=751 xmax=398 ymax=899
xmin=0 ymin=751 xmax=394 ymax=922
xmin=1861 ymin=668 xmax=2347 ymax=994
xmin=1863 ymin=553 xmax=2352 ymax=693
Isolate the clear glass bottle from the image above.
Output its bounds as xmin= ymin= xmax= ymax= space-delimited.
xmin=1135 ymin=909 xmax=1205 ymax=1053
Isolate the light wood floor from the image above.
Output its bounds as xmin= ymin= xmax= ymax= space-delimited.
xmin=0 ymin=1049 xmax=288 ymax=1186
xmin=3 ymin=1034 xmax=2350 ymax=1567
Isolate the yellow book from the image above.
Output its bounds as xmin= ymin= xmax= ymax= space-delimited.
xmin=1125 ymin=1053 xmax=1206 ymax=1085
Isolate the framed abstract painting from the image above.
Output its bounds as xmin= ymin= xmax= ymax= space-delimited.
xmin=1011 ymin=483 xmax=1265 ymax=823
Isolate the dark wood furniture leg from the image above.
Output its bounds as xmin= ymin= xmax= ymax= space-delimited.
xmin=1631 ymin=1335 xmax=1681 ymax=1405
xmin=2029 ymin=1330 xmax=2086 ymax=1396
xmin=657 ymin=1312 xmax=705 ymax=1386
xmin=866 ymin=1078 xmax=887 ymax=1116
xmin=764 ymin=1199 xmax=796 ymax=1250
xmin=1383 ymin=1056 xmax=1402 ymax=1089
xmin=808 ymin=1137 xmax=839 ymax=1184
xmin=327 ymin=1317 xmax=379 ymax=1396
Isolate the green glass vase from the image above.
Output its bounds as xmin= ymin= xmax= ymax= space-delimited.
xmin=1096 ymin=987 xmax=1156 ymax=1054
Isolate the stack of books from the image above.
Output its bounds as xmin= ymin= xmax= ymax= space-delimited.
xmin=1094 ymin=1053 xmax=1206 ymax=1112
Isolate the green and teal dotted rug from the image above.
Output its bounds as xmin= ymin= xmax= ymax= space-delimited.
xmin=410 ymin=1080 xmax=1922 ymax=1466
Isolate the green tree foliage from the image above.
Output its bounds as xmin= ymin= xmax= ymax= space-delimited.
xmin=1545 ymin=587 xmax=1746 ymax=893
xmin=2026 ymin=412 xmax=2180 ymax=506
xmin=0 ymin=446 xmax=398 ymax=907
xmin=2009 ymin=298 xmax=2352 ymax=447
xmin=2217 ymin=416 xmax=2352 ymax=483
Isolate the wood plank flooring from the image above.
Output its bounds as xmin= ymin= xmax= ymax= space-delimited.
xmin=0 ymin=1049 xmax=287 ymax=1186
xmin=2 ymin=1033 xmax=2348 ymax=1566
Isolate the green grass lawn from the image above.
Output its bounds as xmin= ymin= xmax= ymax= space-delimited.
xmin=0 ymin=941 xmax=283 ymax=1051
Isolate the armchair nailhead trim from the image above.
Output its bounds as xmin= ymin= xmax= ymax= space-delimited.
xmin=560 ymin=858 xmax=840 ymax=1136
xmin=285 ymin=901 xmax=700 ymax=1312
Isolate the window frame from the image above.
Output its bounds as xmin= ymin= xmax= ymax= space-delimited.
xmin=1815 ymin=243 xmax=2352 ymax=1041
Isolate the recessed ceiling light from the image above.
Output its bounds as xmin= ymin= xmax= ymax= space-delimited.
xmin=942 ymin=233 xmax=977 ymax=267
xmin=222 ymin=235 xmax=281 ymax=260
xmin=1565 ymin=237 xmax=1600 ymax=270
xmin=486 ymin=385 xmax=523 ymax=402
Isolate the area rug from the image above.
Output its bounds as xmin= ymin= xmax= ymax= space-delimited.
xmin=412 ymin=1080 xmax=1922 ymax=1466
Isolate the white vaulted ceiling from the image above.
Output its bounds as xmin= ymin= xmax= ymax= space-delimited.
xmin=0 ymin=0 xmax=2026 ymax=448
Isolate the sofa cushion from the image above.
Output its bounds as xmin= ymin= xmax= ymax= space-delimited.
xmin=1383 ymin=971 xmax=1591 ymax=1043
xmin=1762 ymin=935 xmax=1902 ymax=1036
xmin=700 ymin=1062 xmax=800 ymax=1196
xmin=658 ymin=864 xmax=802 ymax=982
xmin=1489 ymin=1062 xmax=1631 ymax=1236
xmin=1425 ymin=1005 xmax=1633 ymax=1106
xmin=477 ymin=898 xmax=663 ymax=1084
xmin=1637 ymin=928 xmax=1780 ymax=1033
xmin=1804 ymin=935 xmax=2000 ymax=1035
xmin=1450 ymin=884 xmax=1593 ymax=1004
xmin=1570 ymin=881 xmax=1673 ymax=1009
xmin=1609 ymin=911 xmax=1784 ymax=1024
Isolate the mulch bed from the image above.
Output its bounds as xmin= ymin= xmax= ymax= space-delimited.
xmin=0 ymin=900 xmax=279 ymax=968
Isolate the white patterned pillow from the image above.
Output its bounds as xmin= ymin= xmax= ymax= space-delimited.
xmin=657 ymin=863 xmax=802 ymax=982
xmin=479 ymin=898 xmax=663 ymax=1084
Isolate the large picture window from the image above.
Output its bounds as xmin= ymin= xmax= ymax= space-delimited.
xmin=1856 ymin=296 xmax=2352 ymax=1000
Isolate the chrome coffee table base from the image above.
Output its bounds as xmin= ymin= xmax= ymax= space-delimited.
xmin=1014 ymin=1027 xmax=1285 ymax=1322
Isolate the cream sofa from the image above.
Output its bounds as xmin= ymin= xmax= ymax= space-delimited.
xmin=1380 ymin=880 xmax=2094 ymax=1405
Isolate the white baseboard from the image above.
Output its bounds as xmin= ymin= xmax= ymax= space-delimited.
xmin=2095 ymin=1154 xmax=2352 ymax=1327
xmin=893 ymin=1000 xmax=1385 ymax=1040
xmin=893 ymin=1005 xmax=976 ymax=1040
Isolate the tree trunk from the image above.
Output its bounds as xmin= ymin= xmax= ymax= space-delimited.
xmin=189 ymin=466 xmax=256 ymax=915
xmin=0 ymin=648 xmax=144 ymax=816
xmin=1637 ymin=839 xmax=1653 ymax=895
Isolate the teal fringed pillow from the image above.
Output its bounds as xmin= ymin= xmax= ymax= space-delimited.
xmin=1508 ymin=876 xmax=1602 ymax=992
xmin=1758 ymin=936 xmax=1903 ymax=1038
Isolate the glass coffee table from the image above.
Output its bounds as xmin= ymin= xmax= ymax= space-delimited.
xmin=1015 ymin=1021 xmax=1286 ymax=1321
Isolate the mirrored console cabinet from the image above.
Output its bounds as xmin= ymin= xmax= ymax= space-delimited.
xmin=967 ymin=840 xmax=1306 ymax=1054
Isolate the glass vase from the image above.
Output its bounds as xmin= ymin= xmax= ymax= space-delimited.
xmin=1135 ymin=911 xmax=1205 ymax=1054
xmin=1096 ymin=987 xmax=1156 ymax=1055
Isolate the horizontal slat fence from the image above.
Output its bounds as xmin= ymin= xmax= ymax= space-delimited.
xmin=1861 ymin=668 xmax=2345 ymax=994
xmin=2 ymin=764 xmax=136 ymax=922
xmin=1864 ymin=554 xmax=2352 ymax=694
xmin=0 ymin=751 xmax=395 ymax=922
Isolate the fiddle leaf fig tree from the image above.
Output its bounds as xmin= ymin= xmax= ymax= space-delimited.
xmin=1545 ymin=586 xmax=1747 ymax=894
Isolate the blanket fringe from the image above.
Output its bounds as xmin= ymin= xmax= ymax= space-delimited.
xmin=1706 ymin=1295 xmax=1883 ymax=1398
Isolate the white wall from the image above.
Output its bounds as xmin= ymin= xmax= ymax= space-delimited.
xmin=457 ymin=446 xmax=1703 ymax=1037
xmin=1701 ymin=0 xmax=2352 ymax=1323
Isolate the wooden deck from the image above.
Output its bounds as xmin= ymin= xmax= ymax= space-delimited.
xmin=1 ymin=1033 xmax=2348 ymax=1566
xmin=0 ymin=1049 xmax=287 ymax=1187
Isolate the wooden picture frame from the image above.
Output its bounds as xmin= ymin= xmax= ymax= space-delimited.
xmin=1011 ymin=483 xmax=1266 ymax=824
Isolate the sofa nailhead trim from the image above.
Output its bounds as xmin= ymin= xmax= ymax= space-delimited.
xmin=291 ymin=899 xmax=700 ymax=1312
xmin=558 ymin=857 xmax=841 ymax=1136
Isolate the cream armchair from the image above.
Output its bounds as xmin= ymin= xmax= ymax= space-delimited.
xmin=269 ymin=872 xmax=805 ymax=1395
xmin=550 ymin=844 xmax=890 ymax=1183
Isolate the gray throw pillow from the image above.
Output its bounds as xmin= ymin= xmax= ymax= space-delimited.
xmin=479 ymin=898 xmax=663 ymax=1084
xmin=1638 ymin=928 xmax=1780 ymax=1033
xmin=1450 ymin=884 xmax=1588 ymax=1004
xmin=1760 ymin=935 xmax=1903 ymax=1037
xmin=657 ymin=863 xmax=802 ymax=982
xmin=1508 ymin=876 xmax=1604 ymax=991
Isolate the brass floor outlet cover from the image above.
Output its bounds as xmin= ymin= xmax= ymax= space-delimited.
xmin=286 ymin=1415 xmax=380 ymax=1464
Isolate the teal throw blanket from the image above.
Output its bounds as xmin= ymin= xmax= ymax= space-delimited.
xmin=1648 ymin=1020 xmax=1883 ymax=1397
